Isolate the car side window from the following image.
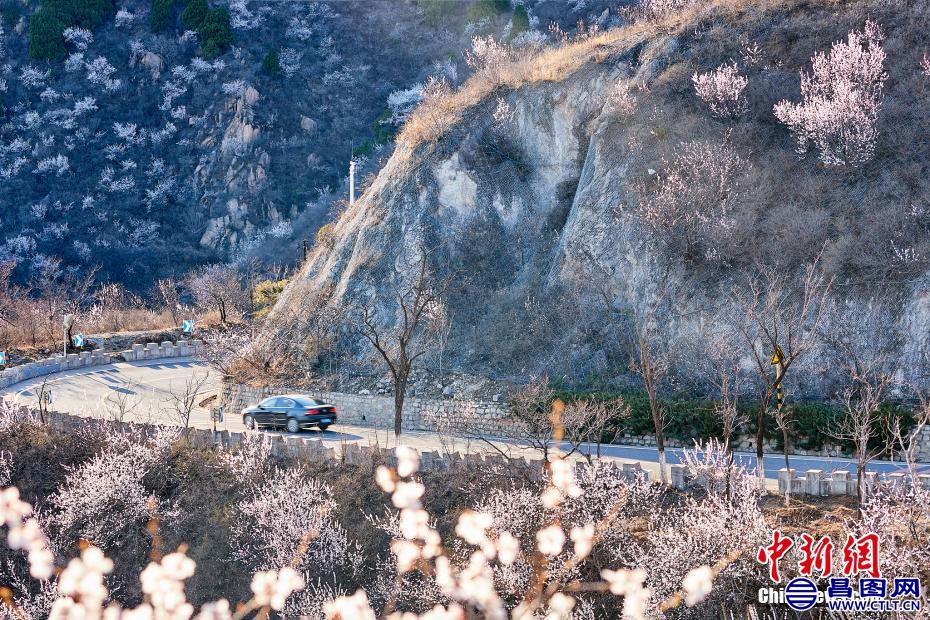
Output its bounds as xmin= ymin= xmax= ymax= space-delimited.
xmin=260 ymin=398 xmax=276 ymax=408
xmin=279 ymin=398 xmax=294 ymax=408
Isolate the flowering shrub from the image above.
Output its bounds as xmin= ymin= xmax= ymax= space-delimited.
xmin=230 ymin=466 xmax=360 ymax=616
xmin=0 ymin=433 xmax=729 ymax=620
xmin=692 ymin=63 xmax=748 ymax=119
xmin=773 ymin=21 xmax=887 ymax=166
xmin=49 ymin=427 xmax=177 ymax=551
xmin=6 ymin=417 xmax=926 ymax=619
xmin=638 ymin=138 xmax=746 ymax=261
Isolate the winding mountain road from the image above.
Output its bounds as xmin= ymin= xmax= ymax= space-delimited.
xmin=1 ymin=358 xmax=921 ymax=486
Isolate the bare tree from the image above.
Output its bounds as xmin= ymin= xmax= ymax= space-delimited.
xmin=425 ymin=298 xmax=453 ymax=383
xmin=163 ymin=372 xmax=211 ymax=429
xmin=830 ymin=367 xmax=894 ymax=508
xmin=199 ymin=330 xmax=253 ymax=376
xmin=95 ymin=282 xmax=130 ymax=332
xmin=36 ymin=376 xmax=52 ymax=425
xmin=354 ymin=251 xmax=452 ymax=437
xmin=565 ymin=229 xmax=680 ymax=485
xmin=700 ymin=330 xmax=747 ymax=499
xmin=258 ymin=282 xmax=341 ymax=380
xmin=500 ymin=377 xmax=629 ymax=468
xmin=33 ymin=259 xmax=97 ymax=348
xmin=730 ymin=259 xmax=832 ymax=488
xmin=890 ymin=392 xmax=930 ymax=524
xmin=102 ymin=381 xmax=144 ymax=423
xmin=154 ymin=277 xmax=182 ymax=327
xmin=187 ymin=265 xmax=247 ymax=326
xmin=629 ymin=306 xmax=674 ymax=484
xmin=704 ymin=332 xmax=744 ymax=457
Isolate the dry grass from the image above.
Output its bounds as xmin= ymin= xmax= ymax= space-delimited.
xmin=395 ymin=0 xmax=759 ymax=149
xmin=397 ymin=27 xmax=643 ymax=148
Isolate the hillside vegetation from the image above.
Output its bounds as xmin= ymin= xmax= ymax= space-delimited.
xmin=263 ymin=0 xmax=930 ymax=395
xmin=2 ymin=0 xmax=611 ymax=291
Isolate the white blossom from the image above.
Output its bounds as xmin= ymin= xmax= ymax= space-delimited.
xmin=681 ymin=565 xmax=714 ymax=606
xmin=536 ymin=525 xmax=565 ymax=556
xmin=692 ymin=62 xmax=748 ymax=118
xmin=250 ymin=567 xmax=305 ymax=611
xmin=63 ymin=27 xmax=93 ymax=50
xmin=774 ymin=21 xmax=887 ymax=166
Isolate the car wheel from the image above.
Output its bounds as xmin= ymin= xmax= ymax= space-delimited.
xmin=318 ymin=424 xmax=330 ymax=432
xmin=244 ymin=415 xmax=256 ymax=430
xmin=287 ymin=417 xmax=300 ymax=433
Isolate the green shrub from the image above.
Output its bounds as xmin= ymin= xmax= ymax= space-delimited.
xmin=45 ymin=0 xmax=114 ymax=28
xmin=352 ymin=140 xmax=374 ymax=157
xmin=468 ymin=0 xmax=509 ymax=22
xmin=28 ymin=0 xmax=115 ymax=60
xmin=149 ymin=0 xmax=177 ymax=31
xmin=180 ymin=0 xmax=208 ymax=30
xmin=262 ymin=48 xmax=280 ymax=75
xmin=253 ymin=279 xmax=288 ymax=318
xmin=28 ymin=8 xmax=66 ymax=60
xmin=510 ymin=4 xmax=529 ymax=37
xmin=201 ymin=38 xmax=220 ymax=59
xmin=416 ymin=0 xmax=449 ymax=24
xmin=197 ymin=7 xmax=232 ymax=58
xmin=372 ymin=109 xmax=395 ymax=144
xmin=550 ymin=383 xmax=918 ymax=453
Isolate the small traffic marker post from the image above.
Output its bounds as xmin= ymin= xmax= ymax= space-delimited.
xmin=771 ymin=344 xmax=785 ymax=411
xmin=72 ymin=333 xmax=85 ymax=348
xmin=182 ymin=319 xmax=195 ymax=334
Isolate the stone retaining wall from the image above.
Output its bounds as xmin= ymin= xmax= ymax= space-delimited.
xmin=772 ymin=467 xmax=930 ymax=496
xmin=0 ymin=339 xmax=203 ymax=390
xmin=35 ymin=409 xmax=925 ymax=497
xmin=40 ymin=409 xmax=642 ymax=482
xmin=221 ymin=383 xmax=526 ymax=437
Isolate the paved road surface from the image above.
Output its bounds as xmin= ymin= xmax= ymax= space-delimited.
xmin=2 ymin=358 xmax=921 ymax=485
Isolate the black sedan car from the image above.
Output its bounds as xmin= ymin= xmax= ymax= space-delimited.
xmin=242 ymin=394 xmax=337 ymax=433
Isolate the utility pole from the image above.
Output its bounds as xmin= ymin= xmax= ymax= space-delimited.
xmin=349 ymin=159 xmax=356 ymax=206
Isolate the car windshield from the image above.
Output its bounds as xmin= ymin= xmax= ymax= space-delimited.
xmin=259 ymin=398 xmax=276 ymax=407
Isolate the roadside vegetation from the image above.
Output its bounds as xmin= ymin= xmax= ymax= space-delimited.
xmin=0 ymin=259 xmax=289 ymax=364
xmin=2 ymin=404 xmax=927 ymax=618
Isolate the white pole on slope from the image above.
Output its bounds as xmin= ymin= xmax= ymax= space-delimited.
xmin=349 ymin=159 xmax=356 ymax=206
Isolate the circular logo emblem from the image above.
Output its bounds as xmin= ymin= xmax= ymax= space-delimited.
xmin=785 ymin=577 xmax=819 ymax=611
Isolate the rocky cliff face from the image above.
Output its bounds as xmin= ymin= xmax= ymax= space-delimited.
xmin=268 ymin=0 xmax=930 ymax=393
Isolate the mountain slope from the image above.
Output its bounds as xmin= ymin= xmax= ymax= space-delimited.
xmin=4 ymin=0 xmax=617 ymax=290
xmin=266 ymin=0 xmax=930 ymax=393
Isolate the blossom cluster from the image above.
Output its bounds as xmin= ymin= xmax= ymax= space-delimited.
xmin=0 ymin=487 xmax=54 ymax=579
xmin=692 ymin=62 xmax=749 ymax=118
xmin=774 ymin=21 xmax=887 ymax=166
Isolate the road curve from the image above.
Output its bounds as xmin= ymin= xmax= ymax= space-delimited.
xmin=1 ymin=359 xmax=921 ymax=485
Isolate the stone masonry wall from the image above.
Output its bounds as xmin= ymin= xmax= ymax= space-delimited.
xmin=36 ymin=408 xmax=930 ymax=498
xmin=0 ymin=339 xmax=203 ymax=390
xmin=220 ymin=382 xmax=527 ymax=438
xmin=221 ymin=382 xmax=930 ymax=463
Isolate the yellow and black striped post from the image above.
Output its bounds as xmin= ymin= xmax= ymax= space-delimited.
xmin=771 ymin=344 xmax=785 ymax=413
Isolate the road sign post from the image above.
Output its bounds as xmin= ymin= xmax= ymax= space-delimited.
xmin=182 ymin=319 xmax=195 ymax=334
xmin=72 ymin=333 xmax=85 ymax=348
xmin=0 ymin=351 xmax=6 ymax=367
